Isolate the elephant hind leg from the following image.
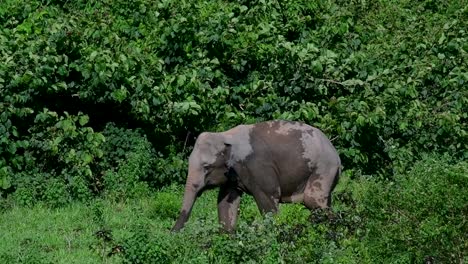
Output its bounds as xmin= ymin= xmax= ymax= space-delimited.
xmin=303 ymin=167 xmax=339 ymax=210
xmin=253 ymin=190 xmax=280 ymax=215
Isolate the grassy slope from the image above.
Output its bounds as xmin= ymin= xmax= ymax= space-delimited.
xmin=1 ymin=157 xmax=467 ymax=263
xmin=1 ymin=203 xmax=104 ymax=263
xmin=0 ymin=187 xmax=264 ymax=263
xmin=0 ymin=187 xmax=183 ymax=263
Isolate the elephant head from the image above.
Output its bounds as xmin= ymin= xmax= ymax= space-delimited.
xmin=171 ymin=132 xmax=237 ymax=231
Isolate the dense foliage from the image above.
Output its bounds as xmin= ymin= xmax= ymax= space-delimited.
xmin=0 ymin=0 xmax=467 ymax=262
xmin=1 ymin=0 xmax=467 ymax=201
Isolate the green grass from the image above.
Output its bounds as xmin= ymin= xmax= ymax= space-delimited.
xmin=0 ymin=184 xmax=317 ymax=263
xmin=0 ymin=186 xmax=265 ymax=263
xmin=1 ymin=187 xmax=176 ymax=263
xmin=1 ymin=202 xmax=103 ymax=263
xmin=1 ymin=155 xmax=467 ymax=263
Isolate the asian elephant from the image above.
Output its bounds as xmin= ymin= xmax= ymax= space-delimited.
xmin=171 ymin=120 xmax=341 ymax=232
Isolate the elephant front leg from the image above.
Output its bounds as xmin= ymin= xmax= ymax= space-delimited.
xmin=217 ymin=186 xmax=242 ymax=233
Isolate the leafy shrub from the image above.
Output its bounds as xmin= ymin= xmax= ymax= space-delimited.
xmin=122 ymin=227 xmax=170 ymax=264
xmin=99 ymin=123 xmax=153 ymax=174
xmin=99 ymin=123 xmax=190 ymax=199
xmin=0 ymin=0 xmax=467 ymax=210
xmin=102 ymin=155 xmax=151 ymax=201
xmin=42 ymin=178 xmax=68 ymax=207
xmin=82 ymin=153 xmax=465 ymax=263
xmin=356 ymin=154 xmax=468 ymax=263
xmin=150 ymin=185 xmax=182 ymax=220
xmin=152 ymin=149 xmax=188 ymax=187
xmin=5 ymin=110 xmax=104 ymax=206
xmin=208 ymin=215 xmax=281 ymax=263
xmin=99 ymin=123 xmax=155 ymax=199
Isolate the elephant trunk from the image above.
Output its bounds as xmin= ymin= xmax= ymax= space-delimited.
xmin=171 ymin=169 xmax=203 ymax=232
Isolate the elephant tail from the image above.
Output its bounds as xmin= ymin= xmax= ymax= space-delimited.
xmin=330 ymin=165 xmax=342 ymax=193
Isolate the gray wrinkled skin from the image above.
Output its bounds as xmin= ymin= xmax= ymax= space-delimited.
xmin=171 ymin=120 xmax=341 ymax=232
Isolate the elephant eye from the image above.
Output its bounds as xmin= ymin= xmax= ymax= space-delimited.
xmin=202 ymin=164 xmax=211 ymax=171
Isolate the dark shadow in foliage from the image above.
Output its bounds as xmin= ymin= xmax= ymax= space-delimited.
xmin=32 ymin=92 xmax=173 ymax=153
xmin=354 ymin=125 xmax=392 ymax=176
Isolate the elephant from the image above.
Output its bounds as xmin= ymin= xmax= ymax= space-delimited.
xmin=171 ymin=120 xmax=341 ymax=232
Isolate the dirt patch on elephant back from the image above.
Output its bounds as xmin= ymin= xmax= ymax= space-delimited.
xmin=269 ymin=120 xmax=315 ymax=136
xmin=251 ymin=121 xmax=315 ymax=196
xmin=262 ymin=120 xmax=320 ymax=171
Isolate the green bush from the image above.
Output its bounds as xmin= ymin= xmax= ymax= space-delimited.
xmin=356 ymin=154 xmax=468 ymax=263
xmin=99 ymin=123 xmax=151 ymax=174
xmin=116 ymin=155 xmax=466 ymax=263
xmin=1 ymin=153 xmax=464 ymax=263
xmin=9 ymin=110 xmax=103 ymax=206
xmin=153 ymin=150 xmax=188 ymax=187
xmin=209 ymin=216 xmax=282 ymax=263
xmin=99 ymin=123 xmax=189 ymax=199
xmin=0 ymin=0 xmax=466 ymax=209
xmin=122 ymin=227 xmax=171 ymax=264
xmin=2 ymin=0 xmax=467 ymax=195
xmin=150 ymin=185 xmax=182 ymax=220
xmin=99 ymin=123 xmax=154 ymax=199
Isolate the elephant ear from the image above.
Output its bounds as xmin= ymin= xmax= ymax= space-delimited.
xmin=223 ymin=143 xmax=234 ymax=168
xmin=223 ymin=143 xmax=237 ymax=182
xmin=223 ymin=131 xmax=253 ymax=167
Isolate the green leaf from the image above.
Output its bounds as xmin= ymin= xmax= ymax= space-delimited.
xmin=311 ymin=61 xmax=323 ymax=74
xmin=8 ymin=143 xmax=17 ymax=154
xmin=342 ymin=79 xmax=364 ymax=86
xmin=83 ymin=153 xmax=93 ymax=164
xmin=438 ymin=33 xmax=446 ymax=44
xmin=0 ymin=173 xmax=11 ymax=190
xmin=112 ymin=87 xmax=128 ymax=103
xmin=399 ymin=122 xmax=408 ymax=130
xmin=90 ymin=51 xmax=98 ymax=61
xmin=58 ymin=119 xmax=74 ymax=131
xmin=177 ymin=75 xmax=187 ymax=86
xmin=79 ymin=115 xmax=89 ymax=126
xmin=356 ymin=115 xmax=365 ymax=126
